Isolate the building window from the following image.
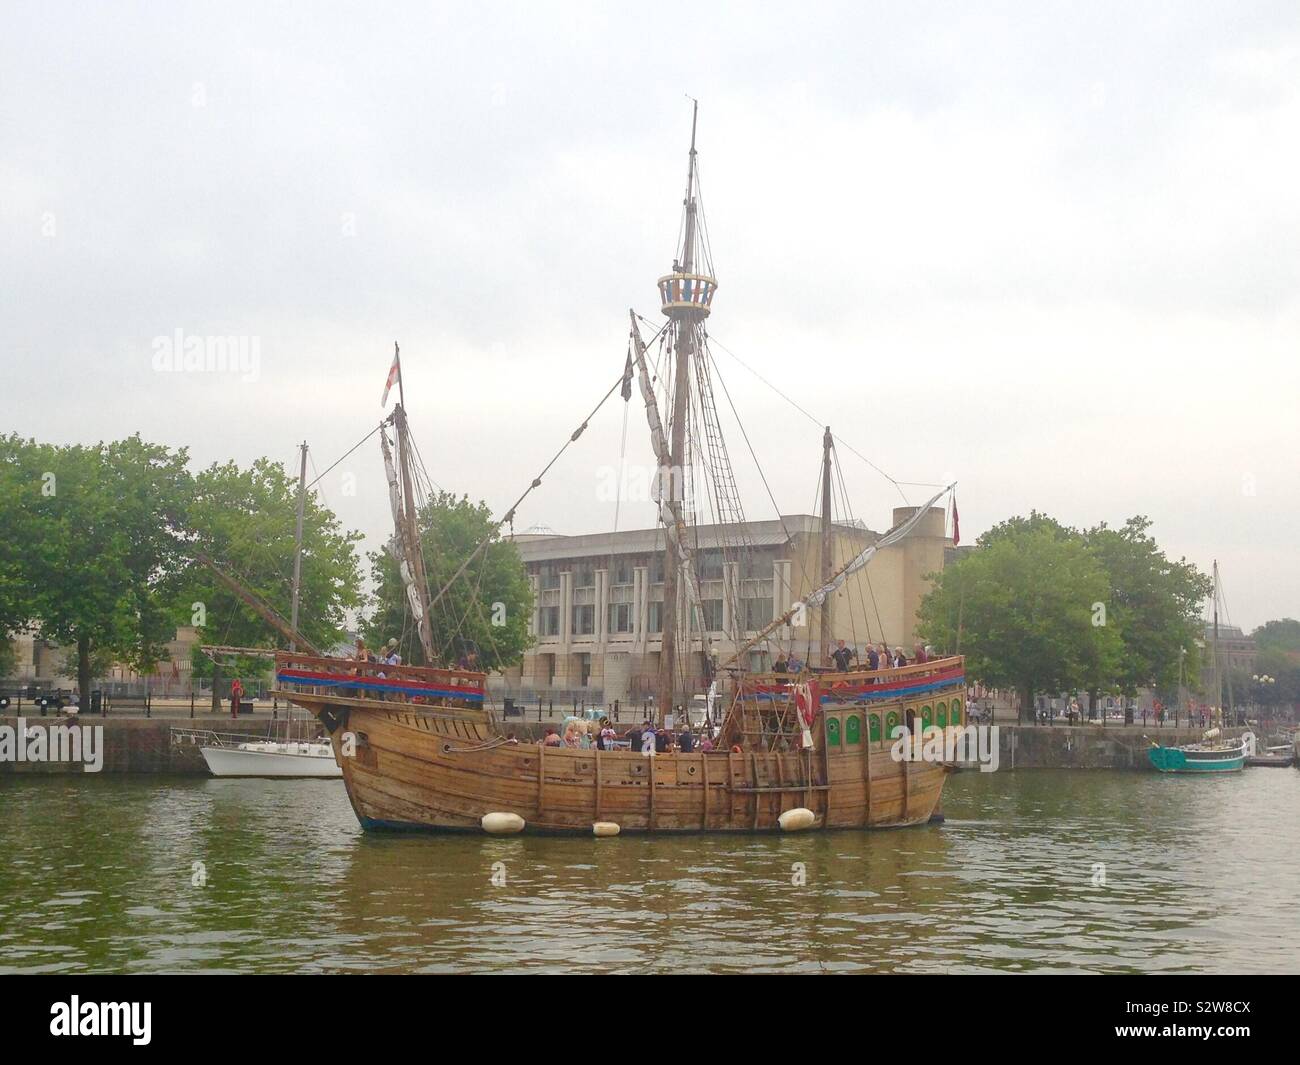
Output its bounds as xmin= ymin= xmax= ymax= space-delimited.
xmin=608 ymin=602 xmax=633 ymax=634
xmin=613 ymin=560 xmax=633 ymax=585
xmin=697 ymin=549 xmax=724 ymax=581
xmin=699 ymin=599 xmax=724 ymax=632
xmin=539 ymin=606 xmax=560 ymax=636
xmin=578 ymin=653 xmax=592 ymax=687
xmin=739 ymin=552 xmax=771 ymax=580
xmin=649 ymin=555 xmax=665 ymax=584
xmin=572 ymin=604 xmax=595 ymax=636
xmin=539 ymin=565 xmax=561 ymax=591
xmin=742 ymin=597 xmax=773 ymax=630
xmin=648 ymin=602 xmax=663 ymax=634
xmin=573 ymin=565 xmax=595 ymax=589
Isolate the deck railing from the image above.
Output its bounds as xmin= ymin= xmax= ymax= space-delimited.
xmin=742 ymin=654 xmax=965 ymax=689
xmin=272 ymin=651 xmax=487 ymax=707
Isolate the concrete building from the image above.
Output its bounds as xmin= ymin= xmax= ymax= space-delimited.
xmin=1208 ymin=624 xmax=1257 ymax=674
xmin=494 ymin=506 xmax=951 ymax=707
xmin=4 ymin=626 xmax=201 ymax=691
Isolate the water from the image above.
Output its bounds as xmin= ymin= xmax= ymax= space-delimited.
xmin=1 ymin=769 xmax=1297 ymax=973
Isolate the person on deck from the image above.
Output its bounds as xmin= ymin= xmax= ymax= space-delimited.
xmin=831 ymin=640 xmax=856 ymax=672
xmin=892 ymin=647 xmax=908 ymax=668
xmin=679 ymin=726 xmax=695 ymax=753
xmin=866 ymin=645 xmax=880 ymax=671
xmin=229 ymin=677 xmax=243 ymax=719
xmin=786 ymin=652 xmax=804 ymax=674
xmin=913 ymin=643 xmax=927 ymax=664
xmin=773 ymin=655 xmax=789 ymax=675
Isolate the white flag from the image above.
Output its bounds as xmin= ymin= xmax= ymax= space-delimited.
xmin=381 ymin=344 xmax=401 ymax=407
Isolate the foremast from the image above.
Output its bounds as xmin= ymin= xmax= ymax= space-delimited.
xmin=379 ymin=344 xmax=437 ymax=665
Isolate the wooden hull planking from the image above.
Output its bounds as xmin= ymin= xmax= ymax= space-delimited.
xmin=276 ymin=655 xmax=967 ymax=835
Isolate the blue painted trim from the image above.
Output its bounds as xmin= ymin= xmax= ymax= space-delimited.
xmin=276 ymin=672 xmax=483 ymax=703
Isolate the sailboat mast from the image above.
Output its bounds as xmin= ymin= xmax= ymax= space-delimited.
xmin=656 ymin=101 xmax=704 ymax=724
xmin=289 ymin=441 xmax=307 ymax=654
xmin=820 ymin=427 xmax=833 ymax=667
xmin=1212 ymin=559 xmax=1220 ymax=718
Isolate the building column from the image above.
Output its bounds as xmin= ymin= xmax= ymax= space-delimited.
xmin=775 ymin=559 xmax=793 ymax=639
xmin=595 ymin=568 xmax=608 ymax=647
xmin=560 ymin=571 xmax=572 ymax=646
xmin=633 ymin=566 xmax=648 ymax=649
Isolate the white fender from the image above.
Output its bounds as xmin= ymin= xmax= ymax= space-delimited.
xmin=778 ymin=807 xmax=816 ymax=832
xmin=481 ymin=812 xmax=525 ymax=835
xmin=592 ymin=821 xmax=621 ymax=837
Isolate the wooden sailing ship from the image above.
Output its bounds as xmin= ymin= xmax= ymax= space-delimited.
xmin=272 ymin=106 xmax=966 ymax=834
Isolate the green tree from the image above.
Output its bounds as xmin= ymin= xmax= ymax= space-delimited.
xmin=0 ymin=434 xmax=191 ymax=701
xmin=1253 ymin=618 xmax=1300 ymax=658
xmin=1084 ymin=516 xmax=1211 ymax=700
xmin=918 ymin=524 xmax=1122 ymax=722
xmin=168 ymin=457 xmax=363 ymax=710
xmin=365 ymin=492 xmax=532 ymax=670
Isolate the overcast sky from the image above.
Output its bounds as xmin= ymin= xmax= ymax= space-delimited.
xmin=3 ymin=1 xmax=1297 ymax=629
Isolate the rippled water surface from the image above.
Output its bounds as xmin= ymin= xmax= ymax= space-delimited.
xmin=2 ymin=769 xmax=1298 ymax=973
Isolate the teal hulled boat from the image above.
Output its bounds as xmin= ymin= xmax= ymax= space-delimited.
xmin=1148 ymin=735 xmax=1246 ymax=773
xmin=1149 ymin=559 xmax=1245 ymax=774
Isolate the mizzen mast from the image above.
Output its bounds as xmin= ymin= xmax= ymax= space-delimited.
xmin=655 ymin=100 xmax=719 ymax=722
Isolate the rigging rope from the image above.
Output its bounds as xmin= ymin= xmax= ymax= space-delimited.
xmin=707 ymin=333 xmax=913 ymax=505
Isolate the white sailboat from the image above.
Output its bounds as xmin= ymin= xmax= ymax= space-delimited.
xmin=197 ymin=441 xmax=343 ymax=780
xmin=199 ymin=734 xmax=342 ymax=778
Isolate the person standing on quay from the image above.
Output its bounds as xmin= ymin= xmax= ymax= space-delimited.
xmin=230 ymin=676 xmax=243 ymax=719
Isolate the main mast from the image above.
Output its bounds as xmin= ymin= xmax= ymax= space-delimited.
xmin=819 ymin=427 xmax=833 ymax=667
xmin=655 ymin=101 xmax=718 ymax=721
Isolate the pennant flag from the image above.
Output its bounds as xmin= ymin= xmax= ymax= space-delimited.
xmin=952 ymin=494 xmax=960 ymax=547
xmin=620 ymin=346 xmax=634 ymax=401
xmin=381 ymin=343 xmax=401 ymax=407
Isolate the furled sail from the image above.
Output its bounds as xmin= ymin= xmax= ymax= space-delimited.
xmin=628 ymin=315 xmax=704 ymax=614
xmin=379 ymin=424 xmax=428 ymax=627
xmin=805 ymin=485 xmax=951 ymax=608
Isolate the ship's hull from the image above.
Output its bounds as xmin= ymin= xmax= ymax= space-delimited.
xmin=274 ymin=654 xmax=967 ymax=835
xmin=280 ymin=695 xmax=953 ymax=834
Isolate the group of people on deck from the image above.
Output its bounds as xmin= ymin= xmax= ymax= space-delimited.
xmin=530 ymin=719 xmax=715 ymax=755
xmin=773 ymin=640 xmax=939 ymax=676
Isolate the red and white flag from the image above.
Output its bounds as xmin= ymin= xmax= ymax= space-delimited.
xmin=381 ymin=344 xmax=401 ymax=407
